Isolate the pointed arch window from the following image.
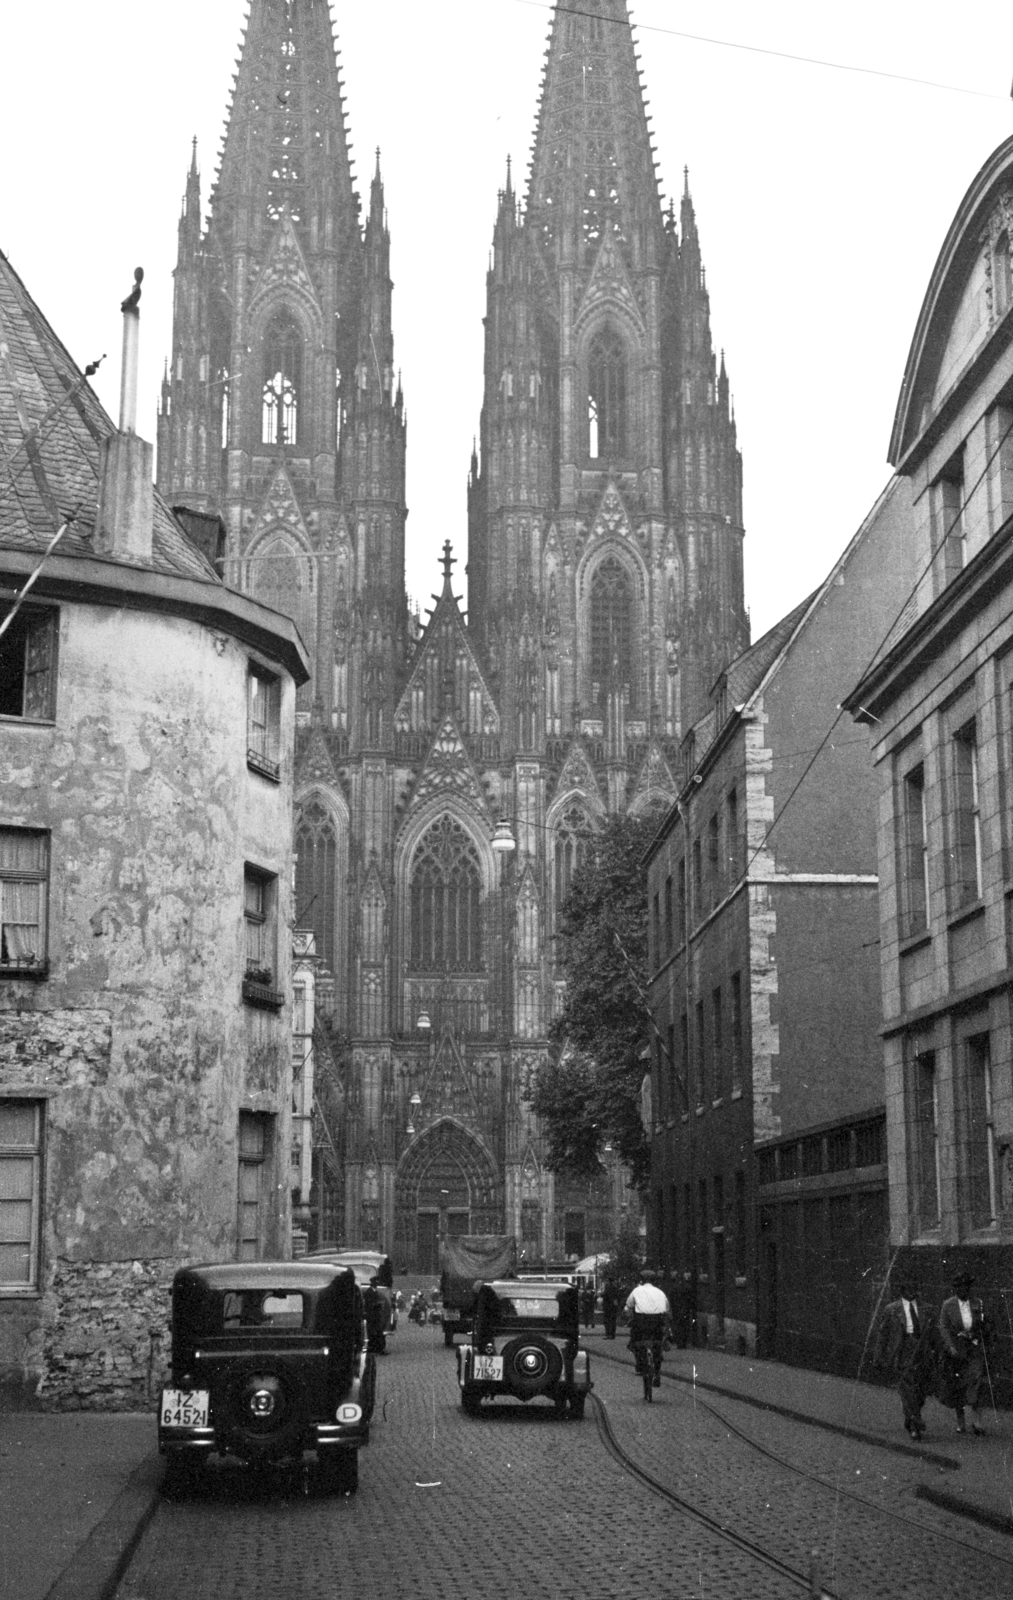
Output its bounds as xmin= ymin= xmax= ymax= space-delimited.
xmin=262 ymin=311 xmax=302 ymax=446
xmin=587 ymin=328 xmax=627 ymax=458
xmin=409 ymin=816 xmax=482 ymax=972
xmin=295 ymin=800 xmax=337 ymax=972
xmin=553 ymin=805 xmax=592 ymax=916
xmin=589 ymin=555 xmax=634 ymax=710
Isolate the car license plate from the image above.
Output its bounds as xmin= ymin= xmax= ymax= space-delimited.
xmin=160 ymin=1388 xmax=210 ymax=1428
xmin=472 ymin=1354 xmax=503 ymax=1381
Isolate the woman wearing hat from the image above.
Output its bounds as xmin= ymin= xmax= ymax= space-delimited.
xmin=938 ymin=1271 xmax=990 ymax=1434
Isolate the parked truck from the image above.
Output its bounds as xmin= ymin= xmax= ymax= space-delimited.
xmin=439 ymin=1234 xmax=517 ymax=1346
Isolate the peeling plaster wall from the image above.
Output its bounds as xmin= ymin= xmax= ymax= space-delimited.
xmin=0 ymin=600 xmax=296 ymax=1407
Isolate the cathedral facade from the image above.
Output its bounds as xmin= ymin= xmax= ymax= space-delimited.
xmin=157 ymin=0 xmax=747 ymax=1272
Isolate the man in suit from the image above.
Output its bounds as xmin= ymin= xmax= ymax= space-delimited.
xmin=874 ymin=1275 xmax=930 ymax=1439
xmin=938 ymin=1271 xmax=989 ymax=1434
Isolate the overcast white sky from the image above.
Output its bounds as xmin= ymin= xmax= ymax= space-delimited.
xmin=2 ymin=2 xmax=1011 ymax=637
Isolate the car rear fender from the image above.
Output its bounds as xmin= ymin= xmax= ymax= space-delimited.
xmin=570 ymin=1348 xmax=591 ymax=1392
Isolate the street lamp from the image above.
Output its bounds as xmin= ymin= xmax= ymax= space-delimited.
xmin=490 ymin=817 xmax=517 ymax=853
xmin=407 ymin=1091 xmax=421 ymax=1136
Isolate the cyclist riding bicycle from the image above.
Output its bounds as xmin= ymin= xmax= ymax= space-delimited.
xmin=624 ymin=1268 xmax=670 ymax=1391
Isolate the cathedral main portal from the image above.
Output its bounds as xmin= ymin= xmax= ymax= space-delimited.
xmin=395 ymin=1118 xmax=502 ymax=1273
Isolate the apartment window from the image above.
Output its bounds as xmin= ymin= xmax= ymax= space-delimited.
xmin=247 ymin=664 xmax=281 ymax=781
xmin=0 ymin=606 xmax=57 ymax=720
xmin=680 ymin=1012 xmax=688 ymax=1105
xmin=826 ymin=1126 xmax=852 ymax=1173
xmin=697 ymin=1178 xmax=709 ymax=1273
xmin=730 ymin=971 xmax=743 ymax=1094
xmin=667 ymin=1023 xmax=676 ymax=1115
xmin=0 ymin=1100 xmax=42 ymax=1290
xmin=695 ymin=998 xmax=706 ymax=1104
xmin=243 ymin=867 xmax=280 ymax=1005
xmin=651 ymin=891 xmax=661 ymax=965
xmin=663 ymin=874 xmax=673 ymax=953
xmin=676 ymin=858 xmax=686 ymax=942
xmin=707 ymin=813 xmax=720 ymax=905
xmin=802 ymin=1135 xmax=823 ymax=1178
xmin=757 ymin=1148 xmax=776 ymax=1186
xmin=950 ymin=721 xmax=982 ymax=908
xmin=912 ymin=1051 xmax=940 ymax=1231
xmin=711 ymin=985 xmax=723 ymax=1099
xmin=237 ymin=1112 xmax=272 ymax=1261
xmin=726 ymin=787 xmax=739 ymax=880
xmin=734 ymin=1169 xmax=747 ymax=1277
xmin=963 ymin=1034 xmax=997 ymax=1230
xmin=0 ymin=829 xmax=49 ymax=975
xmin=933 ymin=452 xmax=965 ymax=585
xmin=692 ymin=839 xmax=702 ymax=913
xmin=900 ymin=763 xmax=929 ymax=934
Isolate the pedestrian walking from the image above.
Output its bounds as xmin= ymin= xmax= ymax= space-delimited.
xmin=938 ymin=1271 xmax=990 ymax=1434
xmin=601 ymin=1279 xmax=619 ymax=1339
xmin=873 ymin=1275 xmax=932 ymax=1439
xmin=580 ymin=1281 xmax=595 ymax=1330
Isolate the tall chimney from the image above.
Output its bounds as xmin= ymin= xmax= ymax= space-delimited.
xmin=95 ymin=268 xmax=154 ymax=563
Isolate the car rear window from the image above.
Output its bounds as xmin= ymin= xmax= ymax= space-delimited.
xmin=222 ymin=1290 xmax=306 ymax=1329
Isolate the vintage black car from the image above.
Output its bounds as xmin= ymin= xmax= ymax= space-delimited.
xmin=457 ymin=1278 xmax=591 ymax=1418
xmin=303 ymin=1249 xmax=395 ymax=1351
xmin=158 ymin=1261 xmax=374 ymax=1493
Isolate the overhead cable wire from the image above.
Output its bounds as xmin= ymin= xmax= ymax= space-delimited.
xmin=508 ymin=0 xmax=1009 ymax=102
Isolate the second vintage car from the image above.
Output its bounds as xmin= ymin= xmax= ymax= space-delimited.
xmin=456 ymin=1278 xmax=592 ymax=1418
xmin=158 ymin=1260 xmax=374 ymax=1494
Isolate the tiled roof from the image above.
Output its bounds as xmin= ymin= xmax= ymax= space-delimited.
xmin=0 ymin=252 xmax=217 ymax=582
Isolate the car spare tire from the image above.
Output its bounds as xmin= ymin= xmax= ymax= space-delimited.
xmin=222 ymin=1360 xmax=308 ymax=1460
xmin=501 ymin=1335 xmax=563 ymax=1398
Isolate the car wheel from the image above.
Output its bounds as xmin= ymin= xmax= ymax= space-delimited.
xmin=222 ymin=1360 xmax=308 ymax=1460
xmin=460 ymin=1385 xmax=482 ymax=1416
xmin=319 ymin=1450 xmax=358 ymax=1495
xmin=501 ymin=1335 xmax=563 ymax=1398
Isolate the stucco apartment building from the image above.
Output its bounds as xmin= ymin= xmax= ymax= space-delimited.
xmin=645 ymin=477 xmax=922 ymax=1374
xmin=845 ymin=134 xmax=1013 ymax=1397
xmin=0 ymin=255 xmax=309 ymax=1407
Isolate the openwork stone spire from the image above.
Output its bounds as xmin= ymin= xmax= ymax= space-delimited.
xmin=526 ymin=0 xmax=661 ymax=262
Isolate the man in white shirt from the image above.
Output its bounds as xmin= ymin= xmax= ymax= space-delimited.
xmin=874 ymin=1275 xmax=929 ymax=1439
xmin=624 ymin=1268 xmax=671 ymax=1388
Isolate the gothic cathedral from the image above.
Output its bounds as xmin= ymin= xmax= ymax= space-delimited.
xmin=157 ymin=0 xmax=747 ymax=1271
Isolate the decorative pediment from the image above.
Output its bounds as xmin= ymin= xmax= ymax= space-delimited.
xmin=550 ymin=737 xmax=603 ymax=808
xmin=420 ymin=1031 xmax=481 ymax=1124
xmin=394 ymin=589 xmax=500 ymax=737
xmin=577 ymin=231 xmax=644 ymax=329
xmin=590 ymin=480 xmax=632 ymax=545
xmin=628 ymin=739 xmax=677 ymax=815
xmin=248 ymin=464 xmax=312 ymax=550
xmin=298 ymin=723 xmax=341 ymax=788
xmin=249 ymin=209 xmax=319 ymax=311
xmin=407 ymin=714 xmax=491 ymax=816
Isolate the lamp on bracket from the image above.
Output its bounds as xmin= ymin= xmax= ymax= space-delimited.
xmin=407 ymin=1091 xmax=422 ymax=1137
xmin=490 ymin=817 xmax=517 ymax=854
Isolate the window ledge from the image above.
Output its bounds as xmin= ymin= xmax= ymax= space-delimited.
xmin=730 ymin=1088 xmax=743 ymax=1101
xmin=242 ymin=978 xmax=284 ymax=1010
xmin=711 ymin=1097 xmax=724 ymax=1110
xmin=0 ymin=961 xmax=49 ymax=981
xmin=899 ymin=930 xmax=932 ymax=955
xmin=247 ymin=749 xmax=281 ymax=783
xmin=695 ymin=1104 xmax=705 ymax=1117
xmin=947 ymin=899 xmax=985 ymax=932
xmin=0 ymin=1288 xmax=41 ymax=1300
xmin=0 ymin=715 xmax=55 ymax=728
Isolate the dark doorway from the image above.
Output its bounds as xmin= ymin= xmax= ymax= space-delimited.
xmin=763 ymin=1240 xmax=778 ymax=1357
xmin=713 ymin=1233 xmax=726 ymax=1329
xmin=417 ymin=1213 xmax=439 ymax=1275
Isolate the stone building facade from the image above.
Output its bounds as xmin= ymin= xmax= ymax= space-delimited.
xmin=0 ymin=253 xmax=309 ymax=1405
xmin=158 ymin=0 xmax=747 ymax=1270
xmin=645 ymin=475 xmax=923 ymax=1376
xmin=845 ymin=134 xmax=1013 ymax=1399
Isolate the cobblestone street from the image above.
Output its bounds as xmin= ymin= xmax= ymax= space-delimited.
xmin=114 ymin=1326 xmax=1013 ymax=1600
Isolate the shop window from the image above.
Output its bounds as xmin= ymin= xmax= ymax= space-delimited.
xmin=963 ymin=1033 xmax=997 ymax=1229
xmin=911 ymin=1054 xmax=940 ymax=1230
xmin=0 ymin=606 xmax=57 ymax=720
xmin=0 ymin=1100 xmax=42 ymax=1290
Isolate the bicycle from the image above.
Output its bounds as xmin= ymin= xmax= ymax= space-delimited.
xmin=629 ymin=1313 xmax=665 ymax=1402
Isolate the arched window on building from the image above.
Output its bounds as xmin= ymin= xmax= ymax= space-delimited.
xmin=295 ymin=800 xmax=337 ymax=972
xmin=409 ymin=816 xmax=482 ymax=972
xmin=589 ymin=555 xmax=634 ymax=710
xmin=262 ymin=311 xmax=302 ymax=445
xmin=587 ymin=328 xmax=627 ymax=458
xmin=553 ymin=804 xmax=592 ymax=918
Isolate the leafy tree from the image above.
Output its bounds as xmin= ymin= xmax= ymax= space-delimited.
xmin=529 ymin=811 xmax=657 ymax=1190
xmin=600 ymin=1216 xmax=646 ymax=1297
